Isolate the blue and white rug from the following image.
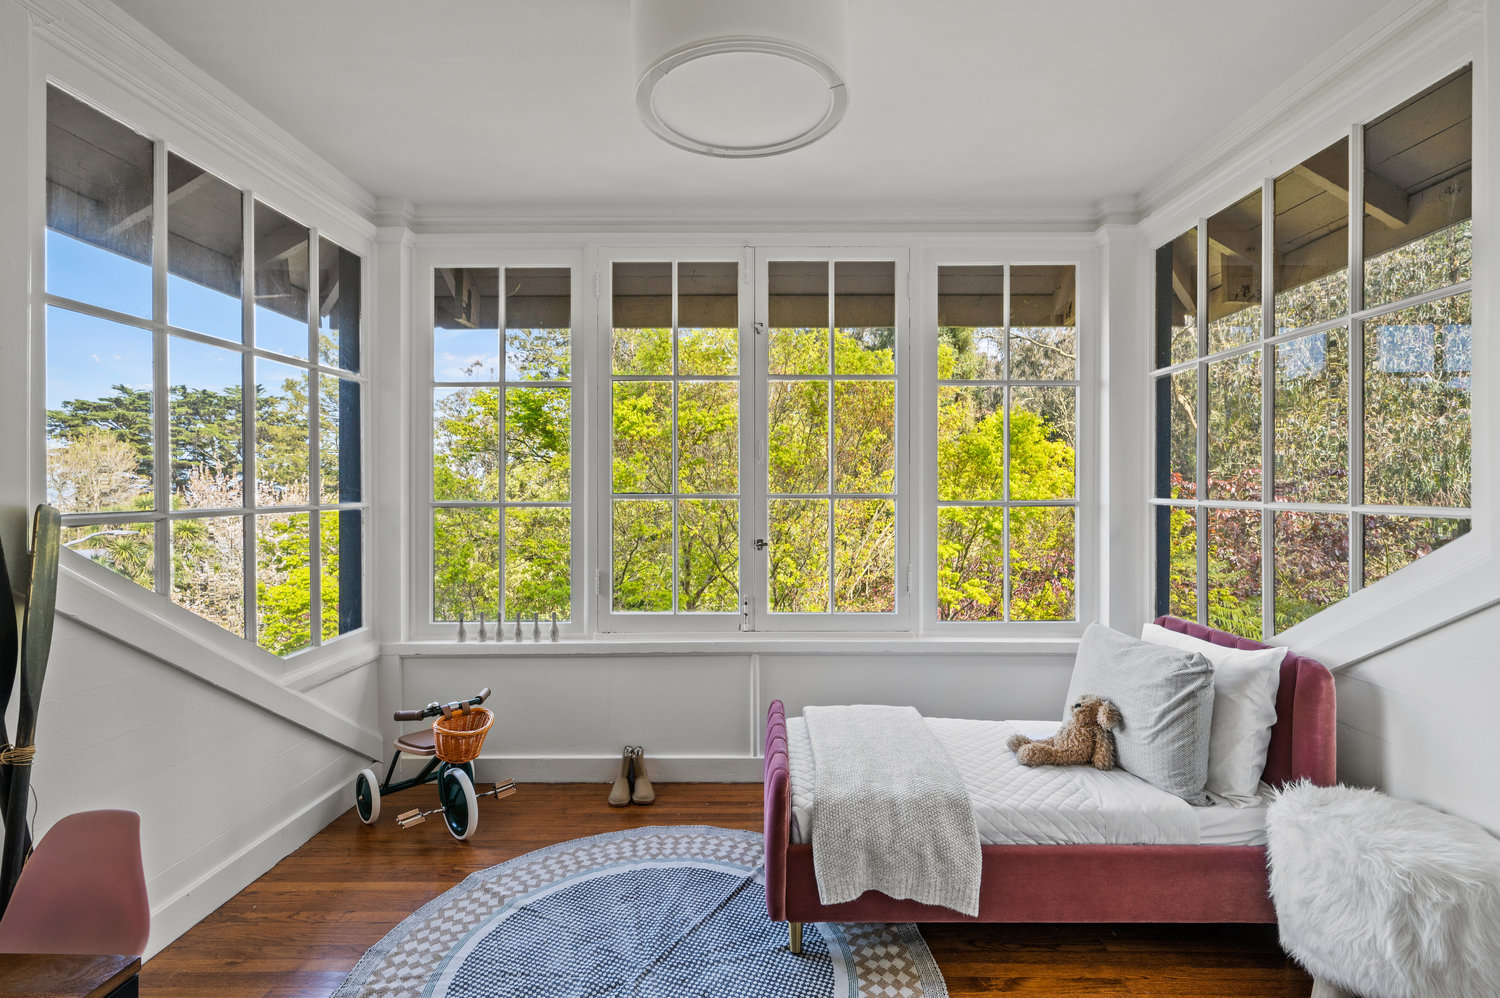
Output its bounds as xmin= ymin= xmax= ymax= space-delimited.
xmin=334 ymin=825 xmax=947 ymax=998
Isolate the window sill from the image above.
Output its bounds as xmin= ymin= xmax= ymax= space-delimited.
xmin=387 ymin=632 xmax=1083 ymax=658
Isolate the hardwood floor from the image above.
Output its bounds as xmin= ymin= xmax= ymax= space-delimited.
xmin=142 ymin=782 xmax=1312 ymax=997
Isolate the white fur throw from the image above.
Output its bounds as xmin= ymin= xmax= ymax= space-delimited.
xmin=1267 ymin=782 xmax=1500 ymax=998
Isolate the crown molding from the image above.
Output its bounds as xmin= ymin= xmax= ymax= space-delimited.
xmin=24 ymin=0 xmax=377 ymax=238
xmin=405 ymin=200 xmax=1119 ymax=236
xmin=1136 ymin=0 xmax=1468 ymax=225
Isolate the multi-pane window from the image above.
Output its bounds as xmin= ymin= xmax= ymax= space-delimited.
xmin=764 ymin=260 xmax=899 ymax=618
xmin=936 ymin=265 xmax=1078 ymax=622
xmin=431 ymin=267 xmax=573 ymax=628
xmin=1153 ymin=66 xmax=1472 ymax=639
xmin=44 ymin=86 xmax=365 ymax=656
xmin=609 ymin=261 xmax=741 ymax=618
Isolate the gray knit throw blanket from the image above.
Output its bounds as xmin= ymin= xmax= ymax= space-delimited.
xmin=804 ymin=704 xmax=981 ymax=917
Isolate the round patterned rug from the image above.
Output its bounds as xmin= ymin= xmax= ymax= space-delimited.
xmin=334 ymin=825 xmax=947 ymax=998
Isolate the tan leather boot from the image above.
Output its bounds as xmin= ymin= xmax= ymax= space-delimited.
xmin=608 ymin=745 xmax=633 ymax=807
xmin=631 ymin=746 xmax=655 ymax=805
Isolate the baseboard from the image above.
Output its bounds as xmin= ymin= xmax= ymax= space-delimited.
xmin=142 ymin=774 xmax=352 ymax=960
xmin=458 ymin=754 xmax=765 ymax=784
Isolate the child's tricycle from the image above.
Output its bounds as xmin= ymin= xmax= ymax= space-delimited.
xmin=353 ymin=688 xmax=515 ymax=840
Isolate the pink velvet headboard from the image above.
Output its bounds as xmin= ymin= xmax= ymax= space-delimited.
xmin=1152 ymin=615 xmax=1336 ymax=788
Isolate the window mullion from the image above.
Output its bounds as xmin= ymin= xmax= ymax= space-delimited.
xmin=1001 ymin=266 xmax=1013 ymax=620
xmin=307 ymin=230 xmax=322 ymax=647
xmin=1348 ymin=123 xmax=1367 ymax=595
xmin=241 ymin=188 xmax=258 ymax=641
xmin=150 ymin=138 xmax=170 ymax=597
xmin=1260 ymin=177 xmax=1275 ymax=640
xmin=1194 ymin=220 xmax=1209 ymax=624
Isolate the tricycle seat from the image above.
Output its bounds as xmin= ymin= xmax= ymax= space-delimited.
xmin=395 ymin=727 xmax=436 ymax=756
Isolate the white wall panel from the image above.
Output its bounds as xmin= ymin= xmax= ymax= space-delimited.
xmin=1334 ymin=602 xmax=1500 ymax=835
xmin=30 ymin=618 xmax=376 ymax=957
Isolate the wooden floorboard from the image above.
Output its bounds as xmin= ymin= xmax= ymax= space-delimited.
xmin=141 ymin=782 xmax=1311 ymax=997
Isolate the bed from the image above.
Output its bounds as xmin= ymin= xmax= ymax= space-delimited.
xmin=762 ymin=616 xmax=1336 ymax=944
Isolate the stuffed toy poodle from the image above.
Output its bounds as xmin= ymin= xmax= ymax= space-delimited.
xmin=1007 ymin=694 xmax=1121 ymax=770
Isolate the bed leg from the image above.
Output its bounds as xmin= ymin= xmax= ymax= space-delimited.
xmin=789 ymin=921 xmax=803 ymax=955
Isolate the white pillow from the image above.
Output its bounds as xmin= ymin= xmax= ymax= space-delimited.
xmin=1140 ymin=623 xmax=1286 ymax=803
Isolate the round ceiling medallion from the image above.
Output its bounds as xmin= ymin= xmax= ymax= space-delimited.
xmin=632 ymin=0 xmax=849 ymax=158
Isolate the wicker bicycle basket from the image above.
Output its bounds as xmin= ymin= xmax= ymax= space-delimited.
xmin=432 ymin=706 xmax=494 ymax=764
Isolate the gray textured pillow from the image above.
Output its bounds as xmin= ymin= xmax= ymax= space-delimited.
xmin=1064 ymin=622 xmax=1215 ymax=805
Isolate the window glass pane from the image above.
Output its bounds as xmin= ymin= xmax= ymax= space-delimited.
xmin=677 ymin=383 xmax=737 ymax=494
xmin=769 ymin=498 xmax=828 ymax=612
xmin=170 ymin=336 xmax=243 ymax=510
xmin=834 ymin=262 xmax=895 ymax=374
xmin=1274 ymin=328 xmax=1347 ymax=503
xmin=833 ymin=498 xmax=894 ymax=613
xmin=256 ymin=511 xmax=311 ymax=655
xmin=937 ymin=507 xmax=1004 ymax=621
xmin=172 ymin=516 xmax=244 ymax=637
xmin=1155 ymin=370 xmax=1196 ymax=499
xmin=679 ymin=498 xmax=738 ymax=612
xmin=612 ymin=499 xmax=673 ymax=612
xmin=1206 ymin=350 xmax=1261 ymax=501
xmin=937 ymin=386 xmax=1004 ymax=502
xmin=253 ymin=201 xmax=309 ymax=359
xmin=768 ymin=381 xmax=828 ymax=493
xmin=323 ymin=509 xmax=362 ymax=636
xmin=168 ymin=155 xmax=243 ymax=342
xmin=1364 ymin=66 xmax=1471 ymax=310
xmin=1207 ymin=190 xmax=1263 ymax=353
xmin=45 ymin=306 xmax=154 ymax=514
xmin=505 ymin=386 xmax=569 ymax=501
xmin=1155 ymin=229 xmax=1197 ymax=367
xmin=1207 ymin=508 xmax=1262 ymax=640
xmin=1362 ymin=515 xmax=1469 ymax=587
xmin=769 ymin=261 xmax=828 ymax=375
xmin=45 ymin=87 xmax=152 ymax=318
xmin=1158 ymin=505 xmax=1197 ymax=621
xmin=504 ymin=507 xmax=570 ymax=622
xmin=612 ymin=262 xmax=672 ymax=376
xmin=832 ymin=381 xmax=895 ymax=493
xmin=255 ymin=359 xmax=310 ymax=505
xmin=1010 ymin=265 xmax=1076 ymax=380
xmin=1010 ymin=506 xmax=1075 ymax=621
xmin=938 ymin=265 xmax=1005 ymax=379
xmin=62 ymin=522 xmax=154 ymax=590
xmin=504 ymin=266 xmax=568 ymax=380
xmin=1009 ymin=387 xmax=1075 ymax=500
xmin=434 ymin=388 xmax=499 ymax=502
xmin=612 ymin=382 xmax=672 ymax=493
xmin=433 ymin=507 xmax=499 ymax=622
xmin=677 ymin=262 xmax=737 ymax=375
xmin=318 ymin=236 xmax=361 ymax=371
xmin=434 ymin=267 xmax=499 ymax=381
xmin=1274 ymin=511 xmax=1348 ymax=631
xmin=320 ymin=375 xmax=360 ymax=504
xmin=1273 ymin=139 xmax=1350 ymax=333
xmin=1363 ymin=294 xmax=1470 ymax=507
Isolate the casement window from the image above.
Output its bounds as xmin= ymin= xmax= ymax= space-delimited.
xmin=1152 ymin=65 xmax=1473 ymax=639
xmin=43 ymin=86 xmax=366 ymax=656
xmin=429 ymin=265 xmax=575 ymax=631
xmin=935 ymin=264 xmax=1079 ymax=623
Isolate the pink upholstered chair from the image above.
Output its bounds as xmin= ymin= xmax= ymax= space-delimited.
xmin=0 ymin=809 xmax=150 ymax=955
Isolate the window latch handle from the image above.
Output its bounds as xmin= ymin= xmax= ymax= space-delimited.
xmin=754 ymin=538 xmax=769 ymax=551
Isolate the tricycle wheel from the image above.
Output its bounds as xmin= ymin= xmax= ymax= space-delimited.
xmin=440 ymin=767 xmax=478 ymax=840
xmin=354 ymin=768 xmax=381 ymax=824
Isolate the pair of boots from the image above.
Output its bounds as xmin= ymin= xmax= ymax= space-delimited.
xmin=608 ymin=745 xmax=655 ymax=806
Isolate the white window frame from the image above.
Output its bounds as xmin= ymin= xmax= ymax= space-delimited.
xmin=1147 ymin=63 xmax=1479 ymax=644
xmin=921 ymin=246 xmax=1099 ymax=637
xmin=35 ymin=80 xmax=371 ymax=662
xmin=414 ymin=247 xmax=586 ymax=642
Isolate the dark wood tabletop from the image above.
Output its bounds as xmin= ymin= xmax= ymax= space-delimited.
xmin=0 ymin=955 xmax=139 ymax=998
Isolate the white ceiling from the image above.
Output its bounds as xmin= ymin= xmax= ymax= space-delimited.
xmin=112 ymin=0 xmax=1388 ymax=218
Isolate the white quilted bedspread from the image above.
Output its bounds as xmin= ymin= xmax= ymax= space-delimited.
xmin=787 ymin=715 xmax=1201 ymax=846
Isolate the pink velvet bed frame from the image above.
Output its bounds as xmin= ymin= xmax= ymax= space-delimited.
xmin=763 ymin=616 xmax=1336 ymax=930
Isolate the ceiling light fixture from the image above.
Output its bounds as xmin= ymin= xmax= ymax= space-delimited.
xmin=632 ymin=0 xmax=849 ymax=159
